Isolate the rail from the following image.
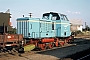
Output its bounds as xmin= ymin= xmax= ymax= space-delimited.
xmin=77 ymin=54 xmax=90 ymax=60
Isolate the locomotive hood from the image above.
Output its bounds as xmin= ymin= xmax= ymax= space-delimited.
xmin=17 ymin=17 xmax=40 ymax=21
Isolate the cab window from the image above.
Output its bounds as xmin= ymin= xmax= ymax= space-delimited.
xmin=51 ymin=13 xmax=60 ymax=20
xmin=61 ymin=15 xmax=68 ymax=21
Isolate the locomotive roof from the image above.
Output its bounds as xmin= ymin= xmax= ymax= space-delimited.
xmin=17 ymin=17 xmax=40 ymax=20
xmin=17 ymin=12 xmax=67 ymax=20
xmin=43 ymin=12 xmax=66 ymax=16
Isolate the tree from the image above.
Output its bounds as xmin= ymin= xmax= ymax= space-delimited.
xmin=13 ymin=27 xmax=17 ymax=34
xmin=85 ymin=25 xmax=90 ymax=31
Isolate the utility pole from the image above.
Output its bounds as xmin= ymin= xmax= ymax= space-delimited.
xmin=85 ymin=22 xmax=86 ymax=28
xmin=85 ymin=22 xmax=86 ymax=31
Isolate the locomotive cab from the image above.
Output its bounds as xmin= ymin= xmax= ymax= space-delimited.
xmin=42 ymin=12 xmax=69 ymax=21
xmin=42 ymin=12 xmax=71 ymax=37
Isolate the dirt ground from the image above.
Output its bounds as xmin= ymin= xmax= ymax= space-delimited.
xmin=0 ymin=52 xmax=59 ymax=60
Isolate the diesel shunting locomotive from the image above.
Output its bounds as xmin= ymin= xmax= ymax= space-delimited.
xmin=17 ymin=12 xmax=74 ymax=50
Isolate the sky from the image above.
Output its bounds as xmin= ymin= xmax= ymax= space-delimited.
xmin=0 ymin=0 xmax=90 ymax=28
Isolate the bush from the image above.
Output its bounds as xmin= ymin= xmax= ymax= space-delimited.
xmin=71 ymin=30 xmax=83 ymax=36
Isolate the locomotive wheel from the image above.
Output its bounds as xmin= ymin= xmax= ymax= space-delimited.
xmin=49 ymin=43 xmax=54 ymax=49
xmin=44 ymin=45 xmax=49 ymax=49
xmin=52 ymin=43 xmax=55 ymax=48
xmin=38 ymin=44 xmax=46 ymax=50
xmin=58 ymin=42 xmax=62 ymax=47
xmin=69 ymin=39 xmax=74 ymax=44
xmin=60 ymin=41 xmax=65 ymax=47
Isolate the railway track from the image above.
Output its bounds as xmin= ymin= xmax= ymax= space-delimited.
xmin=77 ymin=54 xmax=90 ymax=60
xmin=60 ymin=37 xmax=90 ymax=60
xmin=0 ymin=37 xmax=90 ymax=60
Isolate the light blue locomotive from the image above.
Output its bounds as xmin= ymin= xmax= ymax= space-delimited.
xmin=17 ymin=12 xmax=73 ymax=50
xmin=17 ymin=12 xmax=71 ymax=39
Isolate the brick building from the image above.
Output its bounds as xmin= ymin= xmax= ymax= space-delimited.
xmin=0 ymin=10 xmax=13 ymax=33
